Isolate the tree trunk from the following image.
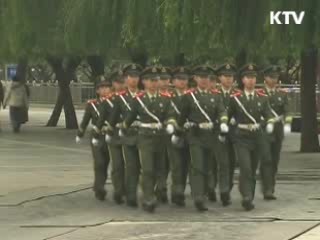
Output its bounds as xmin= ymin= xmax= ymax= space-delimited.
xmin=46 ymin=56 xmax=80 ymax=129
xmin=300 ymin=47 xmax=320 ymax=152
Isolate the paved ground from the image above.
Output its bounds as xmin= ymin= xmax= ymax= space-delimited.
xmin=0 ymin=107 xmax=320 ymax=240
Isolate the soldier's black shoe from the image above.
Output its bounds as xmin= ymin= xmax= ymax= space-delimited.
xmin=264 ymin=195 xmax=277 ymax=201
xmin=194 ymin=201 xmax=208 ymax=212
xmin=142 ymin=203 xmax=156 ymax=213
xmin=126 ymin=200 xmax=138 ymax=208
xmin=172 ymin=195 xmax=186 ymax=207
xmin=157 ymin=194 xmax=168 ymax=204
xmin=208 ymin=191 xmax=217 ymax=202
xmin=241 ymin=200 xmax=255 ymax=211
xmin=113 ymin=194 xmax=124 ymax=205
xmin=94 ymin=190 xmax=106 ymax=201
xmin=220 ymin=193 xmax=231 ymax=207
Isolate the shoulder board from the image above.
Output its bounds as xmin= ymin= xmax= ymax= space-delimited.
xmin=87 ymin=99 xmax=97 ymax=104
xmin=278 ymin=88 xmax=288 ymax=93
xmin=231 ymin=92 xmax=242 ymax=97
xmin=134 ymin=92 xmax=145 ymax=98
xmin=256 ymin=88 xmax=266 ymax=94
xmin=211 ymin=89 xmax=221 ymax=94
xmin=256 ymin=90 xmax=267 ymax=97
xmin=116 ymin=90 xmax=127 ymax=96
xmin=160 ymin=91 xmax=172 ymax=98
xmin=185 ymin=89 xmax=196 ymax=95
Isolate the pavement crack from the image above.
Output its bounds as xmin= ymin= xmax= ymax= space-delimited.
xmin=287 ymin=222 xmax=320 ymax=239
xmin=43 ymin=228 xmax=80 ymax=240
xmin=0 ymin=187 xmax=91 ymax=207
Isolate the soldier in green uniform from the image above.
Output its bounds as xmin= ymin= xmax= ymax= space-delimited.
xmin=105 ymin=70 xmax=126 ymax=204
xmin=217 ymin=63 xmax=240 ymax=193
xmin=76 ymin=81 xmax=111 ymax=201
xmin=155 ymin=66 xmax=173 ymax=203
xmin=166 ymin=67 xmax=191 ymax=207
xmin=108 ymin=63 xmax=143 ymax=207
xmin=229 ymin=63 xmax=275 ymax=211
xmin=171 ymin=65 xmax=229 ymax=212
xmin=259 ymin=65 xmax=293 ymax=196
xmin=121 ymin=66 xmax=173 ymax=213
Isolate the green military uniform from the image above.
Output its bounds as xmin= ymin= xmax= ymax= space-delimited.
xmin=176 ymin=65 xmax=228 ymax=211
xmin=216 ymin=63 xmax=240 ymax=193
xmin=105 ymin=71 xmax=126 ymax=204
xmin=166 ymin=67 xmax=191 ymax=206
xmin=229 ymin=64 xmax=275 ymax=211
xmin=77 ymin=82 xmax=110 ymax=201
xmin=109 ymin=63 xmax=143 ymax=207
xmin=156 ymin=66 xmax=173 ymax=203
xmin=123 ymin=66 xmax=173 ymax=212
xmin=259 ymin=65 xmax=293 ymax=194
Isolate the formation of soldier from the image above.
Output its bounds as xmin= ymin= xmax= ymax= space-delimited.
xmin=75 ymin=62 xmax=292 ymax=213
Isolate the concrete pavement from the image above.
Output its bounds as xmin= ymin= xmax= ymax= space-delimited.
xmin=0 ymin=107 xmax=320 ymax=240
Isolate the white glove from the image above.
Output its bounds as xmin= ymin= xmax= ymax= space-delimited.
xmin=171 ymin=135 xmax=180 ymax=145
xmin=220 ymin=123 xmax=229 ymax=133
xmin=284 ymin=123 xmax=291 ymax=135
xmin=105 ymin=134 xmax=112 ymax=143
xmin=266 ymin=123 xmax=274 ymax=134
xmin=119 ymin=129 xmax=124 ymax=137
xmin=218 ymin=135 xmax=226 ymax=143
xmin=166 ymin=124 xmax=175 ymax=134
xmin=230 ymin=118 xmax=236 ymax=126
xmin=75 ymin=136 xmax=81 ymax=144
xmin=91 ymin=138 xmax=99 ymax=146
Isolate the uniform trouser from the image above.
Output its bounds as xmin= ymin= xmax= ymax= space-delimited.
xmin=189 ymin=144 xmax=215 ymax=203
xmin=108 ymin=144 xmax=125 ymax=196
xmin=167 ymin=142 xmax=190 ymax=198
xmin=138 ymin=137 xmax=166 ymax=205
xmin=122 ymin=144 xmax=140 ymax=201
xmin=90 ymin=136 xmax=110 ymax=193
xmin=207 ymin=139 xmax=231 ymax=195
xmin=227 ymin=140 xmax=237 ymax=191
xmin=234 ymin=132 xmax=273 ymax=201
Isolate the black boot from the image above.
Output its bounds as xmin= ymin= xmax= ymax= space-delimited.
xmin=94 ymin=189 xmax=106 ymax=201
xmin=172 ymin=194 xmax=186 ymax=207
xmin=264 ymin=194 xmax=277 ymax=201
xmin=126 ymin=199 xmax=138 ymax=208
xmin=113 ymin=193 xmax=124 ymax=205
xmin=208 ymin=191 xmax=217 ymax=202
xmin=142 ymin=202 xmax=156 ymax=213
xmin=156 ymin=191 xmax=168 ymax=204
xmin=241 ymin=200 xmax=255 ymax=211
xmin=220 ymin=193 xmax=231 ymax=207
xmin=195 ymin=201 xmax=208 ymax=212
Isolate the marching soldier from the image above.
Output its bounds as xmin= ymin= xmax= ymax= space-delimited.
xmin=229 ymin=63 xmax=275 ymax=211
xmin=170 ymin=65 xmax=229 ymax=212
xmin=109 ymin=63 xmax=143 ymax=207
xmin=76 ymin=80 xmax=111 ymax=201
xmin=121 ymin=66 xmax=173 ymax=213
xmin=166 ymin=67 xmax=191 ymax=207
xmin=259 ymin=65 xmax=293 ymax=196
xmin=216 ymin=63 xmax=240 ymax=193
xmin=106 ymin=71 xmax=126 ymax=204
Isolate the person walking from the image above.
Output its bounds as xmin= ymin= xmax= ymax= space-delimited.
xmin=3 ymin=76 xmax=30 ymax=133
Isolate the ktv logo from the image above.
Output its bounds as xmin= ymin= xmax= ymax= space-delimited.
xmin=270 ymin=11 xmax=305 ymax=25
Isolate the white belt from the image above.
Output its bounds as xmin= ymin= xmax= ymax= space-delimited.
xmin=198 ymin=122 xmax=214 ymax=130
xmin=140 ymin=123 xmax=163 ymax=129
xmin=238 ymin=123 xmax=260 ymax=131
xmin=116 ymin=121 xmax=141 ymax=128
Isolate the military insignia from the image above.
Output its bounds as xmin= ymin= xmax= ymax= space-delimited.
xmin=278 ymin=97 xmax=282 ymax=101
xmin=161 ymin=67 xmax=166 ymax=73
xmin=248 ymin=64 xmax=253 ymax=70
xmin=159 ymin=103 xmax=163 ymax=108
xmin=152 ymin=67 xmax=157 ymax=73
xmin=257 ymin=102 xmax=261 ymax=107
xmin=210 ymin=98 xmax=215 ymax=102
xmin=226 ymin=64 xmax=231 ymax=70
xmin=132 ymin=64 xmax=136 ymax=70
